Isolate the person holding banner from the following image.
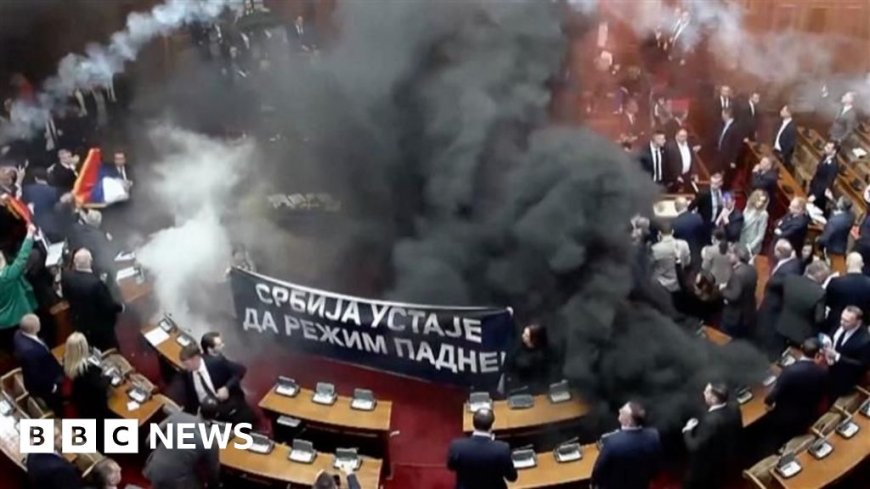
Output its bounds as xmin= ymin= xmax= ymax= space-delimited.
xmin=0 ymin=223 xmax=38 ymax=350
xmin=502 ymin=323 xmax=559 ymax=393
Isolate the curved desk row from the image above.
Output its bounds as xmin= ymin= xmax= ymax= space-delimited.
xmin=461 ymin=396 xmax=590 ymax=435
xmin=507 ymin=444 xmax=599 ymax=489
xmin=221 ymin=437 xmax=382 ymax=489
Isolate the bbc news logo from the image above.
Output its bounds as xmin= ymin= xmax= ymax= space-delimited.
xmin=20 ymin=419 xmax=254 ymax=454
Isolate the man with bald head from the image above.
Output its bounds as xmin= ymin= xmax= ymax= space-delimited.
xmin=671 ymin=196 xmax=705 ymax=268
xmin=61 ymin=248 xmax=122 ymax=350
xmin=13 ymin=314 xmax=64 ymax=413
xmin=825 ymin=252 xmax=870 ymax=333
xmin=447 ymin=408 xmax=517 ymax=489
xmin=758 ymin=239 xmax=803 ymax=357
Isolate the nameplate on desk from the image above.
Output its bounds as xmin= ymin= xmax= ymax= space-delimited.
xmin=274 ymin=377 xmax=299 ymax=398
xmin=276 ymin=415 xmax=301 ymax=428
xmin=775 ymin=459 xmax=802 ymax=478
xmin=288 ymin=439 xmax=316 ymax=463
xmin=467 ymin=391 xmax=492 ymax=413
xmin=158 ymin=318 xmax=176 ymax=333
xmin=511 ymin=448 xmax=537 ymax=469
xmin=778 ymin=353 xmax=796 ymax=367
xmin=736 ymin=388 xmax=753 ymax=405
xmin=554 ymin=442 xmax=582 ymax=463
xmin=175 ymin=334 xmax=193 ymax=348
xmin=127 ymin=387 xmax=149 ymax=404
xmin=246 ymin=434 xmax=275 ymax=454
xmin=836 ymin=419 xmax=859 ymax=439
xmin=350 ymin=398 xmax=376 ymax=411
xmin=809 ymin=439 xmax=833 ymax=459
xmin=762 ymin=375 xmax=777 ymax=387
xmin=507 ymin=394 xmax=535 ymax=410
xmin=333 ymin=448 xmax=361 ymax=470
xmin=548 ymin=380 xmax=572 ymax=404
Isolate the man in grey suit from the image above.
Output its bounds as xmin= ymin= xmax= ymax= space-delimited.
xmin=829 ymin=91 xmax=857 ymax=147
xmin=650 ymin=221 xmax=691 ymax=294
xmin=143 ymin=407 xmax=220 ymax=489
xmin=720 ymin=244 xmax=757 ymax=339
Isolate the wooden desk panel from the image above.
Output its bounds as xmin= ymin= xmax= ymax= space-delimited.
xmin=462 ymin=396 xmax=590 ymax=433
xmin=259 ymin=389 xmax=392 ymax=434
xmin=773 ymin=414 xmax=870 ymax=489
xmin=220 ymin=438 xmax=382 ymax=489
xmin=508 ymin=444 xmax=598 ymax=489
xmin=117 ymin=275 xmax=152 ymax=304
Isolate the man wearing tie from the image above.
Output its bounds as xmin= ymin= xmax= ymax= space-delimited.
xmin=824 ymin=306 xmax=870 ymax=397
xmin=638 ymin=129 xmax=667 ymax=185
xmin=176 ymin=343 xmax=255 ymax=425
xmin=665 ymin=128 xmax=700 ymax=191
xmin=715 ymin=85 xmax=732 ymax=117
xmin=808 ymin=141 xmax=839 ymax=213
xmin=772 ymin=105 xmax=796 ymax=169
xmin=738 ymin=92 xmax=760 ymax=142
xmin=591 ymin=402 xmax=662 ymax=489
xmin=689 ymin=171 xmax=725 ymax=241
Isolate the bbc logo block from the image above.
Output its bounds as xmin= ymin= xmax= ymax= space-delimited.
xmin=19 ymin=419 xmax=139 ymax=454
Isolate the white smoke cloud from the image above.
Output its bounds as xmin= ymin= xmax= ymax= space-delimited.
xmin=135 ymin=125 xmax=253 ymax=333
xmin=1 ymin=0 xmax=233 ymax=143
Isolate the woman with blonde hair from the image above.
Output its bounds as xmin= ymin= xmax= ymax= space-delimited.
xmin=63 ymin=333 xmax=111 ymax=425
xmin=739 ymin=189 xmax=770 ymax=256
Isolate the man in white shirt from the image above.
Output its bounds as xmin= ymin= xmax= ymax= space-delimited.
xmin=665 ymin=128 xmax=701 ymax=191
xmin=773 ymin=105 xmax=796 ymax=168
xmin=824 ymin=306 xmax=870 ymax=396
xmin=177 ymin=343 xmax=255 ymax=425
xmin=829 ymin=91 xmax=857 ymax=146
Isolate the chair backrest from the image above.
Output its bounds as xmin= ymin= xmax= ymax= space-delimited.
xmin=0 ymin=368 xmax=27 ymax=402
xmin=811 ymin=411 xmax=843 ymax=437
xmin=25 ymin=396 xmax=53 ymax=419
xmin=73 ymin=452 xmax=104 ymax=479
xmin=743 ymin=454 xmax=779 ymax=489
xmin=833 ymin=391 xmax=865 ymax=415
xmin=780 ymin=434 xmax=815 ymax=455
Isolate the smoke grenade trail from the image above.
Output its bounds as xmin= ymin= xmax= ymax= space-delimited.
xmin=135 ymin=125 xmax=253 ymax=333
xmin=0 ymin=0 xmax=231 ymax=142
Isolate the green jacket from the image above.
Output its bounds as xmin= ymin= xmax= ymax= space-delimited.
xmin=0 ymin=237 xmax=37 ymax=329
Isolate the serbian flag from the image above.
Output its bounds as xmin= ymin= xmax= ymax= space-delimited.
xmin=1 ymin=194 xmax=32 ymax=223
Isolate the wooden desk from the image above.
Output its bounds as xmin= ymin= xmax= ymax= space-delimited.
xmin=142 ymin=323 xmax=184 ymax=370
xmin=462 ymin=396 xmax=590 ymax=434
xmin=508 ymin=444 xmax=598 ymax=489
xmin=259 ymin=389 xmax=392 ymax=435
xmin=773 ymin=414 xmax=870 ymax=489
xmin=51 ymin=346 xmax=165 ymax=426
xmin=220 ymin=438 xmax=382 ymax=489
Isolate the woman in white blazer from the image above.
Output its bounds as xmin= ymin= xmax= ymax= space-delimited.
xmin=739 ymin=189 xmax=770 ymax=256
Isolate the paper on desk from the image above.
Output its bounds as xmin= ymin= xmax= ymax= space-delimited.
xmin=116 ymin=267 xmax=137 ymax=281
xmin=126 ymin=401 xmax=140 ymax=412
xmin=115 ymin=251 xmax=136 ymax=262
xmin=45 ymin=242 xmax=65 ymax=268
xmin=853 ymin=147 xmax=867 ymax=158
xmin=144 ymin=328 xmax=170 ymax=346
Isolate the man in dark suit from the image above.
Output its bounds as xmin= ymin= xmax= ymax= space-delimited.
xmin=808 ymin=141 xmax=839 ymax=213
xmin=665 ymin=128 xmax=700 ymax=192
xmin=825 ymin=253 xmax=870 ymax=333
xmin=773 ymin=197 xmax=811 ymax=253
xmin=447 ymin=408 xmax=517 ymax=489
xmin=818 ymin=198 xmax=854 ymax=261
xmin=143 ymin=408 xmax=220 ymax=489
xmin=772 ymin=105 xmax=796 ymax=169
xmin=638 ymin=128 xmax=667 ymax=185
xmin=720 ymin=244 xmax=757 ymax=338
xmin=737 ymin=92 xmax=760 ymax=142
xmin=672 ymin=196 xmax=706 ymax=267
xmin=591 ymin=401 xmax=662 ymax=489
xmin=712 ymin=108 xmax=742 ymax=176
xmin=67 ymin=210 xmax=118 ymax=282
xmin=619 ymin=99 xmax=644 ymax=149
xmin=26 ymin=436 xmax=83 ymax=489
xmin=683 ymin=382 xmax=742 ymax=489
xmin=824 ymin=306 xmax=870 ymax=397
xmin=61 ymin=248 xmax=122 ymax=350
xmin=776 ymin=260 xmax=829 ymax=348
xmin=764 ymin=338 xmax=827 ymax=448
xmin=689 ymin=171 xmax=725 ymax=241
xmin=175 ymin=343 xmax=255 ymax=425
xmin=714 ymin=193 xmax=743 ymax=243
xmin=13 ymin=314 xmax=63 ymax=414
xmin=47 ymin=148 xmax=79 ymax=192
xmin=20 ymin=167 xmax=74 ymax=243
xmin=287 ymin=15 xmax=317 ymax=52
xmin=748 ymin=156 xmax=779 ymax=206
xmin=829 ymin=92 xmax=857 ymax=147
xmin=758 ymin=240 xmax=803 ymax=358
